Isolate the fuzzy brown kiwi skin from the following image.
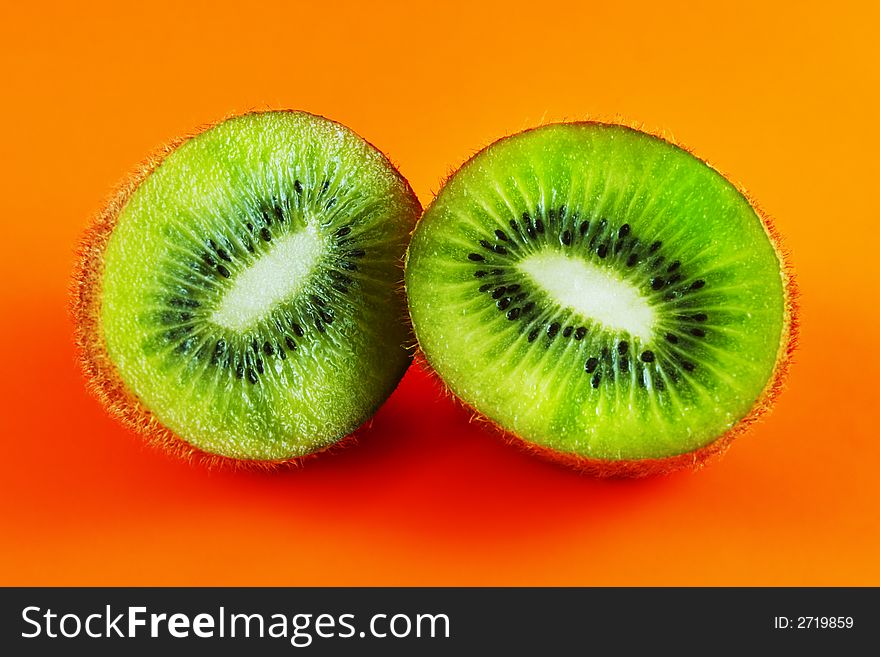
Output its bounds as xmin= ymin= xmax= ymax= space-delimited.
xmin=70 ymin=109 xmax=420 ymax=471
xmin=406 ymin=120 xmax=799 ymax=478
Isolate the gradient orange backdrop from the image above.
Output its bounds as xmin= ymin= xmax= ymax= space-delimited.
xmin=1 ymin=1 xmax=877 ymax=586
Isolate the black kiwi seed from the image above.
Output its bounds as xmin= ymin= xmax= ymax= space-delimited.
xmin=217 ymin=265 xmax=230 ymax=278
xmin=492 ymin=244 xmax=508 ymax=255
xmin=260 ymin=227 xmax=272 ymax=242
xmin=210 ymin=349 xmax=226 ymax=367
xmin=474 ymin=270 xmax=487 ymax=278
xmin=336 ymin=226 xmax=351 ymax=237
xmin=547 ymin=322 xmax=560 ymax=338
xmin=492 ymin=287 xmax=507 ymax=299
xmin=579 ymin=221 xmax=590 ymax=235
xmin=689 ymin=279 xmax=706 ymax=290
xmin=651 ymin=277 xmax=664 ymax=290
xmin=585 ymin=357 xmax=599 ymax=373
xmin=641 ymin=350 xmax=655 ymax=363
xmin=649 ymin=240 xmax=662 ymax=253
xmin=522 ymin=302 xmax=535 ymax=314
xmin=561 ymin=230 xmax=572 ymax=245
xmin=506 ymin=308 xmax=521 ymax=320
xmin=597 ymin=244 xmax=608 ymax=258
xmin=479 ymin=283 xmax=494 ymax=293
xmin=562 ymin=326 xmax=573 ymax=338
xmin=535 ymin=219 xmax=545 ymax=234
xmin=617 ymin=340 xmax=628 ymax=355
xmin=468 ymin=253 xmax=485 ymax=262
xmin=665 ymin=333 xmax=679 ymax=344
xmin=263 ymin=341 xmax=275 ymax=356
xmin=348 ymin=249 xmax=366 ymax=258
xmin=495 ymin=229 xmax=509 ymax=241
xmin=480 ymin=239 xmax=494 ymax=251
xmin=176 ymin=337 xmax=195 ymax=354
xmin=667 ymin=260 xmax=681 ymax=272
xmin=247 ymin=368 xmax=259 ymax=384
xmin=528 ymin=328 xmax=540 ymax=342
xmin=591 ymin=373 xmax=601 ymax=388
xmin=292 ymin=323 xmax=305 ymax=337
xmin=691 ymin=328 xmax=706 ymax=337
xmin=574 ymin=327 xmax=587 ymax=340
xmin=294 ymin=180 xmax=303 ymax=194
xmin=626 ymin=253 xmax=639 ymax=267
xmin=285 ymin=336 xmax=297 ymax=351
xmin=618 ymin=223 xmax=631 ymax=238
xmin=159 ymin=311 xmax=186 ymax=324
xmin=509 ymin=219 xmax=521 ymax=235
xmin=497 ymin=297 xmax=512 ymax=311
xmin=619 ymin=356 xmax=629 ymax=373
xmin=169 ymin=297 xmax=199 ymax=308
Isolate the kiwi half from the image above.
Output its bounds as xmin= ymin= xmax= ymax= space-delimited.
xmin=73 ymin=110 xmax=421 ymax=466
xmin=405 ymin=122 xmax=796 ymax=476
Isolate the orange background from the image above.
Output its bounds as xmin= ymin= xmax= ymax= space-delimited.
xmin=1 ymin=1 xmax=878 ymax=586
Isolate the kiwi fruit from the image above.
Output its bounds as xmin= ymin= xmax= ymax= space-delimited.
xmin=405 ymin=122 xmax=796 ymax=476
xmin=73 ymin=110 xmax=421 ymax=466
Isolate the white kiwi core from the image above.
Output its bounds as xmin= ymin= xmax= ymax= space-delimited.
xmin=518 ymin=251 xmax=657 ymax=342
xmin=211 ymin=224 xmax=325 ymax=331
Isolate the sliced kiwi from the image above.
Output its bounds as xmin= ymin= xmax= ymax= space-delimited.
xmin=74 ymin=110 xmax=421 ymax=465
xmin=405 ymin=123 xmax=795 ymax=476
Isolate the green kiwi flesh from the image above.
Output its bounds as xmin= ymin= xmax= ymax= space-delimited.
xmin=405 ymin=123 xmax=790 ymax=471
xmin=92 ymin=111 xmax=421 ymax=462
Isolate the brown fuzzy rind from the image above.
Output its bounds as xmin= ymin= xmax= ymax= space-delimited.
xmin=70 ymin=110 xmax=418 ymax=471
xmin=407 ymin=120 xmax=799 ymax=478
